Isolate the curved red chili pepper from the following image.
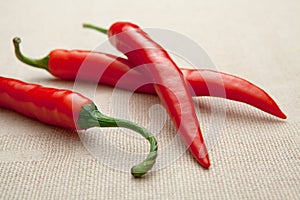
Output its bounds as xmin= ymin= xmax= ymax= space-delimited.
xmin=0 ymin=76 xmax=157 ymax=177
xmin=181 ymin=69 xmax=287 ymax=119
xmin=86 ymin=22 xmax=210 ymax=168
xmin=13 ymin=37 xmax=286 ymax=119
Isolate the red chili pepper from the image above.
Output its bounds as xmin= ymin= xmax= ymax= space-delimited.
xmin=83 ymin=22 xmax=211 ymax=168
xmin=181 ymin=69 xmax=286 ymax=119
xmin=13 ymin=37 xmax=134 ymax=85
xmin=13 ymin=37 xmax=286 ymax=119
xmin=0 ymin=76 xmax=157 ymax=177
xmin=14 ymin=38 xmax=286 ymax=119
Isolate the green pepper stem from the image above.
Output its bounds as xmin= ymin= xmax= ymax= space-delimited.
xmin=13 ymin=37 xmax=49 ymax=71
xmin=77 ymin=102 xmax=158 ymax=178
xmin=83 ymin=23 xmax=108 ymax=35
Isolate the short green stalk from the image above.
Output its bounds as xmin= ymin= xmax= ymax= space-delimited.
xmin=83 ymin=23 xmax=108 ymax=35
xmin=13 ymin=37 xmax=49 ymax=71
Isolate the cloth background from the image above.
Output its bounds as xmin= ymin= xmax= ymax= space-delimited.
xmin=0 ymin=0 xmax=299 ymax=199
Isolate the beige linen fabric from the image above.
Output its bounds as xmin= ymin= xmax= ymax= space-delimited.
xmin=0 ymin=0 xmax=299 ymax=199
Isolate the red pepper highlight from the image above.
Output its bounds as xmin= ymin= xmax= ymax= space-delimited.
xmin=13 ymin=37 xmax=286 ymax=119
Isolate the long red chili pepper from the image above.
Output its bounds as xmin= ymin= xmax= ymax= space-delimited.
xmin=0 ymin=76 xmax=157 ymax=177
xmin=84 ymin=22 xmax=211 ymax=168
xmin=13 ymin=37 xmax=286 ymax=119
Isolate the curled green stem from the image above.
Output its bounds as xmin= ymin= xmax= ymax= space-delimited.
xmin=13 ymin=37 xmax=49 ymax=71
xmin=83 ymin=23 xmax=108 ymax=35
xmin=78 ymin=102 xmax=158 ymax=177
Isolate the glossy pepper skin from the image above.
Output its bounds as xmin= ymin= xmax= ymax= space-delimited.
xmin=13 ymin=37 xmax=286 ymax=119
xmin=0 ymin=76 xmax=158 ymax=177
xmin=0 ymin=76 xmax=89 ymax=129
xmin=90 ymin=22 xmax=210 ymax=168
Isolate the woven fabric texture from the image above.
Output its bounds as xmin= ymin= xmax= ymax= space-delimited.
xmin=0 ymin=0 xmax=299 ymax=199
